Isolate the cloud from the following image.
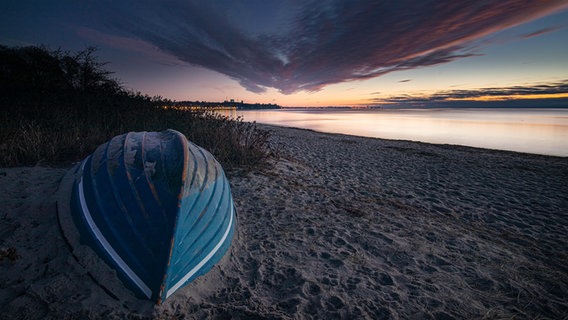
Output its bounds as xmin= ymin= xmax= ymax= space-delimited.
xmin=521 ymin=26 xmax=563 ymax=38
xmin=432 ymin=80 xmax=568 ymax=100
xmin=375 ymin=80 xmax=568 ymax=104
xmin=398 ymin=80 xmax=412 ymax=83
xmin=84 ymin=0 xmax=568 ymax=94
xmin=76 ymin=27 xmax=185 ymax=67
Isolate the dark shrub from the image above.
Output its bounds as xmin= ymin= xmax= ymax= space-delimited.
xmin=0 ymin=45 xmax=271 ymax=171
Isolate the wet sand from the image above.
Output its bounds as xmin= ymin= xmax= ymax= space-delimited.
xmin=1 ymin=124 xmax=567 ymax=319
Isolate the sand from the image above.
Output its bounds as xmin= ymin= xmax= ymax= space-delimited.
xmin=1 ymin=124 xmax=567 ymax=319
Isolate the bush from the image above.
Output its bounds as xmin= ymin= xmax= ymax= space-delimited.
xmin=0 ymin=45 xmax=271 ymax=171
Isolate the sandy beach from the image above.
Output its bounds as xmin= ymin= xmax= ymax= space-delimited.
xmin=1 ymin=124 xmax=567 ymax=319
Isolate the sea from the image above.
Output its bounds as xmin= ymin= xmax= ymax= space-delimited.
xmin=228 ymin=108 xmax=568 ymax=157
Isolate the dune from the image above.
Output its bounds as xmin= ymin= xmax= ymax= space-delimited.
xmin=1 ymin=124 xmax=567 ymax=319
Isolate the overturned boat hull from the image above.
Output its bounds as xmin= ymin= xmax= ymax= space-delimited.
xmin=68 ymin=129 xmax=236 ymax=303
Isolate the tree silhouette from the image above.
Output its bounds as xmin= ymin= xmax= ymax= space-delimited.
xmin=0 ymin=45 xmax=122 ymax=109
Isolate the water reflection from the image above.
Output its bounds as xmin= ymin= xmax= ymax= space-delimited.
xmin=214 ymin=108 xmax=238 ymax=119
xmin=236 ymin=108 xmax=568 ymax=157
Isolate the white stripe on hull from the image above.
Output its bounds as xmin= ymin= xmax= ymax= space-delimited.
xmin=78 ymin=159 xmax=153 ymax=299
xmin=166 ymin=205 xmax=235 ymax=298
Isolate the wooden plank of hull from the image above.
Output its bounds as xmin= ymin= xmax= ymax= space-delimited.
xmin=70 ymin=129 xmax=236 ymax=302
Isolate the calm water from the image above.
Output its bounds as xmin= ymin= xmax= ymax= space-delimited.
xmin=231 ymin=108 xmax=568 ymax=157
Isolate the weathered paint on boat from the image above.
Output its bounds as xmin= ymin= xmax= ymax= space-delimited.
xmin=69 ymin=129 xmax=236 ymax=303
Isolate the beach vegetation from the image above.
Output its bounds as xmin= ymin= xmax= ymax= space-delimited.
xmin=0 ymin=45 xmax=271 ymax=171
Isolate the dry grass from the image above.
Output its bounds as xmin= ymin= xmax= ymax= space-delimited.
xmin=0 ymin=106 xmax=271 ymax=171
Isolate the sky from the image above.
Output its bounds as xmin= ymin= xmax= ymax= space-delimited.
xmin=2 ymin=0 xmax=568 ymax=107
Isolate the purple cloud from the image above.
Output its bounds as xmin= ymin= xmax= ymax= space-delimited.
xmin=84 ymin=0 xmax=568 ymax=94
xmin=375 ymin=79 xmax=568 ymax=104
xmin=521 ymin=26 xmax=563 ymax=38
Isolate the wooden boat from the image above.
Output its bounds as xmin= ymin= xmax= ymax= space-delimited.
xmin=67 ymin=129 xmax=236 ymax=303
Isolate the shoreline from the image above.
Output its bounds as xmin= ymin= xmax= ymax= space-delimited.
xmin=257 ymin=123 xmax=568 ymax=159
xmin=1 ymin=124 xmax=567 ymax=318
xmin=238 ymin=107 xmax=568 ymax=157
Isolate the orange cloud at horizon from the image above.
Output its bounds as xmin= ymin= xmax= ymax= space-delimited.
xmin=444 ymin=92 xmax=568 ymax=102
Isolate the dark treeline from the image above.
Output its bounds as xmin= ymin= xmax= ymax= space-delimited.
xmin=0 ymin=45 xmax=270 ymax=170
xmin=0 ymin=45 xmax=167 ymax=114
xmin=175 ymin=100 xmax=281 ymax=110
xmin=0 ymin=45 xmax=118 ymax=97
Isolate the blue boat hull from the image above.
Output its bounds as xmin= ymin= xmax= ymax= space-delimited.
xmin=69 ymin=130 xmax=236 ymax=303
